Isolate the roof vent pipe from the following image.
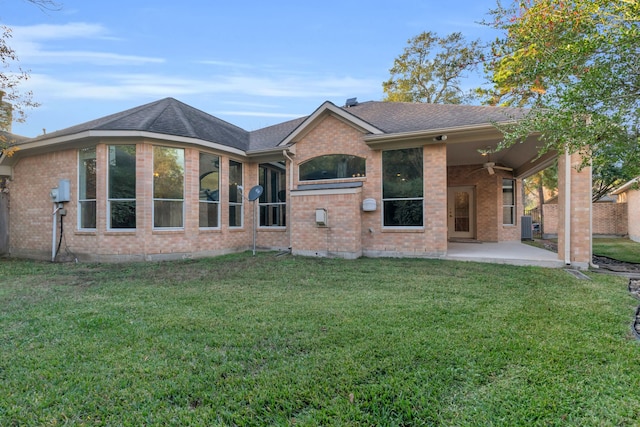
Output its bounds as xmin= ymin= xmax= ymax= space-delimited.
xmin=345 ymin=98 xmax=358 ymax=108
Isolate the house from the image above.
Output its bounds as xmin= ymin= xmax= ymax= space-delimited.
xmin=0 ymin=98 xmax=592 ymax=267
xmin=612 ymin=177 xmax=640 ymax=242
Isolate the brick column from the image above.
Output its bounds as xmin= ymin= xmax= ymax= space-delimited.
xmin=557 ymin=151 xmax=591 ymax=268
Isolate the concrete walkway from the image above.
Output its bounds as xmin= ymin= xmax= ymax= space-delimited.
xmin=445 ymin=241 xmax=565 ymax=268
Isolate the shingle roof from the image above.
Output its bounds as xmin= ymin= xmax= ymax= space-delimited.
xmin=248 ymin=116 xmax=307 ymax=152
xmin=22 ymin=98 xmax=527 ymax=154
xmin=31 ymin=97 xmax=250 ymax=151
xmin=341 ymin=101 xmax=526 ymax=134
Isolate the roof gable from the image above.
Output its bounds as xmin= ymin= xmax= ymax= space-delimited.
xmin=276 ymin=101 xmax=384 ymax=147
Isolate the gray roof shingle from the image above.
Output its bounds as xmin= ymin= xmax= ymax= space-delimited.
xmin=23 ymin=98 xmax=527 ymax=153
xmin=341 ymin=101 xmax=526 ymax=134
xmin=32 ymin=97 xmax=250 ymax=151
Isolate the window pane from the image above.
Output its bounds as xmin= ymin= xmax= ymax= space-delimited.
xmin=299 ymin=155 xmax=366 ymax=181
xmin=383 ymin=200 xmax=423 ymax=226
xmin=199 ymin=202 xmax=219 ymax=228
xmin=502 ymin=179 xmax=514 ymax=205
xmin=110 ymin=201 xmax=136 ymax=229
xmin=229 ymin=160 xmax=243 ymax=203
xmin=154 ymin=147 xmax=184 ymax=199
xmin=199 ymin=153 xmax=219 ymax=201
xmin=503 ymin=206 xmax=514 ymax=225
xmin=229 ymin=205 xmax=242 ymax=227
xmin=502 ymin=179 xmax=515 ymax=225
xmin=383 ymin=148 xmax=423 ymax=198
xmin=108 ymin=145 xmax=136 ymax=199
xmin=154 ymin=200 xmax=183 ymax=228
xmin=199 ymin=153 xmax=220 ymax=228
xmin=79 ymin=201 xmax=96 ymax=229
xmin=79 ymin=148 xmax=96 ymax=200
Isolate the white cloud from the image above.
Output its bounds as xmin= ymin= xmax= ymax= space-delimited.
xmin=11 ymin=22 xmax=110 ymax=40
xmin=9 ymin=22 xmax=164 ymax=65
xmin=24 ymin=72 xmax=379 ymax=101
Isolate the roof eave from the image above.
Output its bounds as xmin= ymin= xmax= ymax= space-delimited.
xmin=612 ymin=177 xmax=640 ymax=195
xmin=2 ymin=130 xmax=247 ymax=163
xmin=363 ymin=123 xmax=514 ymax=148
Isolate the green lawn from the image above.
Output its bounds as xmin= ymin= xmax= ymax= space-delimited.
xmin=593 ymin=237 xmax=640 ymax=264
xmin=1 ymin=253 xmax=639 ymax=426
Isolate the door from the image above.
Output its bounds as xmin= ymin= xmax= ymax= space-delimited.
xmin=448 ymin=186 xmax=475 ymax=239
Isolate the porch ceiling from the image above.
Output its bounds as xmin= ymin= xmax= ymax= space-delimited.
xmin=445 ymin=131 xmax=556 ymax=179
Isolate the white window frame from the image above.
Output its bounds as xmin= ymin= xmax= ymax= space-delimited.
xmin=152 ymin=146 xmax=185 ymax=230
xmin=78 ymin=147 xmax=96 ymax=230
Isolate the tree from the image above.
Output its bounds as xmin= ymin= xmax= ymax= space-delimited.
xmin=383 ymin=31 xmax=484 ymax=104
xmin=480 ymin=0 xmax=640 ymax=180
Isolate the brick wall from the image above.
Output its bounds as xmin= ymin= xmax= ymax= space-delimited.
xmin=543 ymin=203 xmax=627 ymax=236
xmin=557 ymin=152 xmax=592 ymax=267
xmin=447 ymin=165 xmax=522 ymax=242
xmin=8 ymin=142 xmax=262 ymax=261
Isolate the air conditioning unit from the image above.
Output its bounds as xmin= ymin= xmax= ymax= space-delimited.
xmin=521 ymin=215 xmax=533 ymax=241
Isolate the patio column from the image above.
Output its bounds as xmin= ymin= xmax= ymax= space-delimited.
xmin=557 ymin=151 xmax=592 ymax=269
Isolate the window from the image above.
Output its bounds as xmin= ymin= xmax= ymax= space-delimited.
xmin=382 ymin=148 xmax=423 ymax=227
xmin=259 ymin=162 xmax=286 ymax=227
xmin=229 ymin=160 xmax=243 ymax=227
xmin=299 ymin=154 xmax=365 ymax=181
xmin=108 ymin=145 xmax=136 ymax=229
xmin=199 ymin=153 xmax=220 ymax=228
xmin=503 ymin=179 xmax=516 ymax=225
xmin=153 ymin=146 xmax=184 ymax=228
xmin=78 ymin=147 xmax=96 ymax=229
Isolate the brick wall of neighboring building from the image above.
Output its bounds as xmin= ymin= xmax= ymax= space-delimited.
xmin=543 ymin=202 xmax=627 ymax=236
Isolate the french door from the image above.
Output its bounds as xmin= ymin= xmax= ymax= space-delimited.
xmin=448 ymin=186 xmax=475 ymax=239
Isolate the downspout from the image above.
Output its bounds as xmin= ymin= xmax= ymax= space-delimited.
xmin=589 ymin=157 xmax=597 ymax=268
xmin=283 ymin=149 xmax=294 ymax=251
xmin=283 ymin=149 xmax=294 ymax=190
xmin=564 ymin=150 xmax=571 ymax=265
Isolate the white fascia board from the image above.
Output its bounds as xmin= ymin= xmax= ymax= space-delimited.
xmin=612 ymin=176 xmax=640 ymax=195
xmin=363 ymin=123 xmax=509 ymax=146
xmin=11 ymin=130 xmax=247 ymax=157
xmin=278 ymin=101 xmax=383 ymax=147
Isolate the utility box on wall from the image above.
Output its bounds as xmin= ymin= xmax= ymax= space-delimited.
xmin=50 ymin=179 xmax=70 ymax=203
xmin=315 ymin=208 xmax=327 ymax=226
xmin=362 ymin=198 xmax=376 ymax=212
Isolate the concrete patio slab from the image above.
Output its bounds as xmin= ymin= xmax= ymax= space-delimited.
xmin=445 ymin=241 xmax=565 ymax=268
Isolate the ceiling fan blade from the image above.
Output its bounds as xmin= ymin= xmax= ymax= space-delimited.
xmin=494 ymin=165 xmax=513 ymax=171
xmin=487 ymin=166 xmax=495 ymax=175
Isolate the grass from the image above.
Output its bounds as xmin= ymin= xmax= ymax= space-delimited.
xmin=1 ymin=253 xmax=639 ymax=426
xmin=593 ymin=237 xmax=640 ymax=264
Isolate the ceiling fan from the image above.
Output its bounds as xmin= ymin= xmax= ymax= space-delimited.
xmin=472 ymin=148 xmax=513 ymax=175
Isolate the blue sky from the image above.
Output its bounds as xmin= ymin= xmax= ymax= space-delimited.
xmin=2 ymin=0 xmax=501 ymax=137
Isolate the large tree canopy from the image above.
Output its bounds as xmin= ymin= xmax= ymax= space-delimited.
xmin=481 ymin=0 xmax=639 ymax=179
xmin=480 ymin=0 xmax=640 ymax=199
xmin=383 ymin=31 xmax=483 ymax=104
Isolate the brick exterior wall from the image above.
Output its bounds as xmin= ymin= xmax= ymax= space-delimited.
xmin=447 ymin=165 xmax=522 ymax=242
xmin=6 ymin=114 xmax=532 ymax=261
